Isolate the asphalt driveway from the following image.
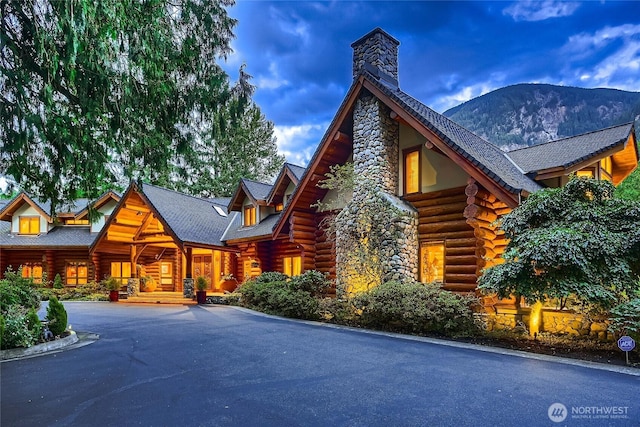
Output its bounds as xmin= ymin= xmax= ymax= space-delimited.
xmin=2 ymin=302 xmax=639 ymax=426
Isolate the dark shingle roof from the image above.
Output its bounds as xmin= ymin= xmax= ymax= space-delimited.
xmin=506 ymin=123 xmax=634 ymax=174
xmin=141 ymin=184 xmax=232 ymax=247
xmin=221 ymin=213 xmax=281 ymax=242
xmin=365 ymin=73 xmax=542 ymax=194
xmin=0 ymin=223 xmax=97 ymax=247
xmin=286 ymin=163 xmax=307 ymax=181
xmin=241 ymin=178 xmax=273 ymax=201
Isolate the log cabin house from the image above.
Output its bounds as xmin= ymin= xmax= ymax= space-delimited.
xmin=1 ymin=29 xmax=638 ymax=319
xmin=0 ymin=191 xmax=120 ymax=285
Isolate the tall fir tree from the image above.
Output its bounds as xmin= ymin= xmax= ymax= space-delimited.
xmin=1 ymin=0 xmax=281 ymax=211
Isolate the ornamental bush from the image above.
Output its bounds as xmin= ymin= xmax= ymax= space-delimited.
xmin=290 ymin=270 xmax=331 ymax=296
xmin=0 ymin=267 xmax=41 ymax=310
xmin=1 ymin=305 xmax=38 ymax=349
xmin=235 ymin=273 xmax=319 ymax=320
xmin=353 ymin=280 xmax=478 ymax=336
xmin=609 ymin=296 xmax=640 ymax=341
xmin=46 ymin=297 xmax=68 ymax=336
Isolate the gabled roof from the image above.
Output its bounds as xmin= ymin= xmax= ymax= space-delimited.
xmin=0 ymin=191 xmax=121 ymax=223
xmin=0 ymin=192 xmax=53 ymax=223
xmin=227 ymin=178 xmax=273 ymax=212
xmin=506 ymin=123 xmax=637 ymax=183
xmin=266 ymin=163 xmax=306 ymax=206
xmin=75 ymin=191 xmax=121 ymax=220
xmin=272 ymin=69 xmax=542 ymax=238
xmin=140 ymin=184 xmax=232 ymax=248
xmin=364 ymin=73 xmax=542 ymax=196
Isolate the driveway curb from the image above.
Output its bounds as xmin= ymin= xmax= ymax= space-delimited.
xmin=1 ymin=331 xmax=78 ymax=361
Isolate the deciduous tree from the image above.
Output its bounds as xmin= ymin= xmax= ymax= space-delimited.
xmin=478 ymin=177 xmax=640 ymax=311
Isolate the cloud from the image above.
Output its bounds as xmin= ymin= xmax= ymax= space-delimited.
xmin=503 ymin=0 xmax=580 ymax=22
xmin=273 ymin=123 xmax=327 ymax=166
xmin=429 ymin=73 xmax=507 ymax=112
xmin=560 ymin=24 xmax=640 ymax=90
xmin=255 ymin=62 xmax=289 ymax=90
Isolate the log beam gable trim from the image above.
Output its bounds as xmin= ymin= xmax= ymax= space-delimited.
xmin=271 ymin=78 xmax=364 ymax=238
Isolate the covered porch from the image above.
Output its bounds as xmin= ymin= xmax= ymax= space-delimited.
xmin=90 ymin=182 xmax=239 ymax=294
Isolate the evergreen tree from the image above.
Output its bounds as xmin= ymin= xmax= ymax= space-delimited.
xmin=0 ymin=0 xmax=240 ymax=212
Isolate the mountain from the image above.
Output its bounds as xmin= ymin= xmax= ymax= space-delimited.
xmin=443 ymin=83 xmax=640 ymax=150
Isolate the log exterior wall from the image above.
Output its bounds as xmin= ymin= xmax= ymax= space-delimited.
xmin=404 ymin=185 xmax=479 ymax=292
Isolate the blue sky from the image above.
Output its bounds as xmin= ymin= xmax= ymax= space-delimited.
xmin=221 ymin=0 xmax=640 ymax=167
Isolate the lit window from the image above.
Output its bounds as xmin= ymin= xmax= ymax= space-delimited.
xmin=283 ymin=256 xmax=302 ymax=276
xmin=600 ymin=157 xmax=612 ymax=181
xmin=66 ymin=261 xmax=89 ymax=286
xmin=21 ymin=263 xmax=43 ymax=284
xmin=111 ymin=262 xmax=132 ymax=285
xmin=404 ymin=147 xmax=421 ymax=194
xmin=275 ymin=203 xmax=284 ymax=212
xmin=243 ymin=205 xmax=257 ymax=226
xmin=420 ymin=242 xmax=445 ymax=284
xmin=65 ymin=219 xmax=90 ymax=225
xmin=19 ymin=216 xmax=40 ymax=234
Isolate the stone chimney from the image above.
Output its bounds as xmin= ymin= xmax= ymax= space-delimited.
xmin=351 ymin=27 xmax=400 ymax=82
xmin=334 ymin=29 xmax=418 ymax=295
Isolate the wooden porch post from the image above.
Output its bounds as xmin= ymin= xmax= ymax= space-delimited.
xmin=185 ymin=247 xmax=193 ymax=278
xmin=130 ymin=245 xmax=137 ymax=278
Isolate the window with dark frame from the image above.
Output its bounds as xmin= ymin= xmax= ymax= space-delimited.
xmin=403 ymin=146 xmax=421 ymax=194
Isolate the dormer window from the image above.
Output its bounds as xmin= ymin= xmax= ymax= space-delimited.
xmin=243 ymin=205 xmax=256 ymax=226
xmin=275 ymin=203 xmax=284 ymax=212
xmin=19 ymin=216 xmax=40 ymax=235
xmin=66 ymin=219 xmax=90 ymax=225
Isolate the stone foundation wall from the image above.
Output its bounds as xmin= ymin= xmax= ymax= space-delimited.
xmin=483 ymin=308 xmax=613 ymax=341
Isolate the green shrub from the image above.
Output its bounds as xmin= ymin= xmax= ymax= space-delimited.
xmin=0 ymin=313 xmax=5 ymax=346
xmin=290 ymin=270 xmax=331 ymax=296
xmin=46 ymin=297 xmax=68 ymax=336
xmin=354 ymin=281 xmax=478 ymax=336
xmin=1 ymin=305 xmax=38 ymax=349
xmin=56 ymin=282 xmax=108 ymax=301
xmin=318 ymin=297 xmax=360 ymax=325
xmin=0 ymin=268 xmax=41 ymax=310
xmin=236 ymin=278 xmax=319 ymax=320
xmin=53 ymin=273 xmax=63 ymax=289
xmin=609 ymin=298 xmax=640 ymax=341
xmin=196 ymin=276 xmax=208 ymax=291
xmin=26 ymin=308 xmax=43 ymax=343
xmin=252 ymin=271 xmax=289 ymax=284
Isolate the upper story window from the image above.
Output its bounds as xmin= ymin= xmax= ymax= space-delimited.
xmin=19 ymin=216 xmax=40 ymax=235
xmin=403 ymin=147 xmax=421 ymax=194
xmin=243 ymin=205 xmax=257 ymax=226
xmin=275 ymin=203 xmax=284 ymax=212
